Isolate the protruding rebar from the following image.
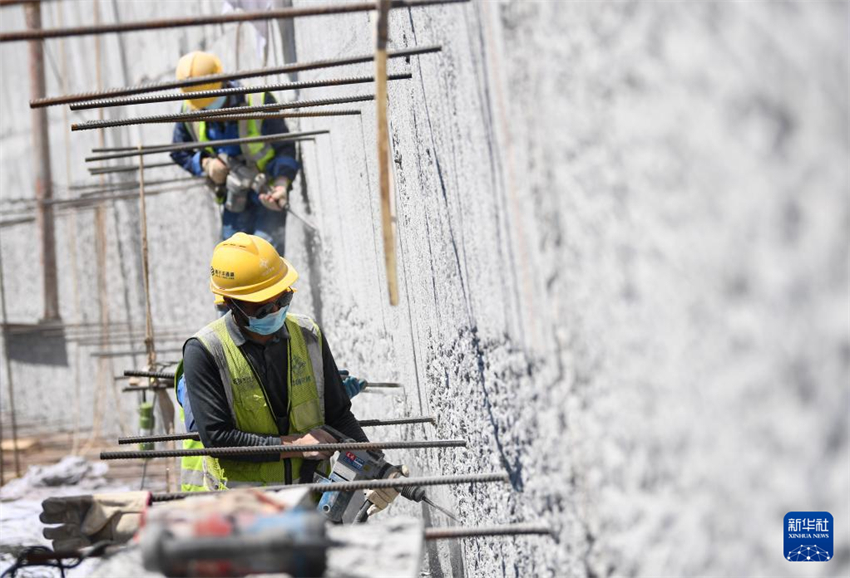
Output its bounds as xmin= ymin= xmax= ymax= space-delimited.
xmin=117 ymin=415 xmax=435 ymax=444
xmin=85 ymin=130 xmax=326 ymax=162
xmin=88 ymin=161 xmax=174 ymax=175
xmin=72 ymin=95 xmax=375 ymax=131
xmin=71 ymin=73 xmax=412 ymax=110
xmin=424 ymin=524 xmax=554 ymax=540
xmin=101 ymin=439 xmax=466 ymax=460
xmin=122 ymin=385 xmax=169 ymax=393
xmin=32 ymin=46 xmax=439 ymax=108
xmin=151 ymin=472 xmax=507 ymax=502
xmin=124 ymin=369 xmax=176 ymax=380
xmin=366 ymin=381 xmax=401 ymax=388
xmin=0 ymin=1 xmax=468 ymax=43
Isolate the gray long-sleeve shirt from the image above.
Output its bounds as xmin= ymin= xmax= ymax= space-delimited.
xmin=182 ymin=312 xmax=367 ymax=464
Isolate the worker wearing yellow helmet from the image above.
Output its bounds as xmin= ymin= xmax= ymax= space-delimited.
xmin=173 ymin=234 xmax=399 ymax=515
xmin=170 ymin=51 xmax=298 ymax=256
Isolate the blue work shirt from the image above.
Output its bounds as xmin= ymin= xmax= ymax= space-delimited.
xmin=170 ymin=82 xmax=300 ymax=181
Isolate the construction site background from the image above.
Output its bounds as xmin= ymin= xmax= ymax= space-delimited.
xmin=0 ymin=1 xmax=848 ymax=576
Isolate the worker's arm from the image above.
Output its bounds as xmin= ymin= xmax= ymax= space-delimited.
xmin=259 ymin=92 xmax=300 ymax=182
xmin=320 ymin=334 xmax=369 ymax=442
xmin=169 ymin=121 xmax=207 ymax=176
xmin=182 ymin=338 xmax=282 ymax=462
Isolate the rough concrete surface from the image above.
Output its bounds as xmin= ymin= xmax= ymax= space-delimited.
xmin=1 ymin=1 xmax=848 ymax=577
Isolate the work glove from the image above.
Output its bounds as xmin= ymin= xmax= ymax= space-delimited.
xmin=202 ymin=157 xmax=229 ymax=185
xmin=258 ymin=177 xmax=290 ymax=211
xmin=40 ymin=491 xmax=150 ymax=552
xmin=364 ymin=465 xmax=409 ymax=517
xmin=339 ymin=369 xmax=367 ymax=399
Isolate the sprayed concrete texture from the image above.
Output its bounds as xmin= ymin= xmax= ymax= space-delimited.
xmin=1 ymin=1 xmax=848 ymax=577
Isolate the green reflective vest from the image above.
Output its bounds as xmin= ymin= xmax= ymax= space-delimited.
xmin=182 ymin=92 xmax=275 ymax=172
xmin=174 ymin=313 xmax=325 ymax=492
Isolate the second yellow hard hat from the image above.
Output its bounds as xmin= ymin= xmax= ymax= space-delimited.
xmin=176 ymin=51 xmax=224 ymax=110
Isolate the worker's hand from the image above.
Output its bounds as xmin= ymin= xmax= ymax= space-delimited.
xmin=365 ymin=465 xmax=409 ymax=517
xmin=280 ymin=427 xmax=337 ymax=460
xmin=202 ymin=157 xmax=229 ymax=185
xmin=339 ymin=369 xmax=367 ymax=399
xmin=40 ymin=491 xmax=150 ymax=552
xmin=258 ymin=177 xmax=290 ymax=211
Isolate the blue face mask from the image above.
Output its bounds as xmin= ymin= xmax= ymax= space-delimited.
xmin=205 ymin=95 xmax=227 ymax=110
xmin=245 ymin=305 xmax=289 ymax=335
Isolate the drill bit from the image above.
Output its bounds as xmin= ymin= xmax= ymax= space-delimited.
xmin=423 ymin=496 xmax=459 ymax=522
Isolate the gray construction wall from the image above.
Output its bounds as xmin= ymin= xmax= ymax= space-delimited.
xmin=1 ymin=1 xmax=848 ymax=577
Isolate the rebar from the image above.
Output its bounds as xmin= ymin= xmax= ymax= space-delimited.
xmin=101 ymin=439 xmax=466 ymax=460
xmin=124 ymin=369 xmax=175 ymax=380
xmin=88 ymin=161 xmax=175 ymax=175
xmin=171 ymin=110 xmax=362 ymax=123
xmin=118 ymin=415 xmax=435 ymax=444
xmin=67 ymin=176 xmax=199 ymax=195
xmin=151 ymin=472 xmax=507 ymax=502
xmin=424 ymin=524 xmax=554 ymax=540
xmin=1 ymin=1 xmax=468 ymax=42
xmin=85 ymin=130 xmax=326 ymax=162
xmin=33 ymin=46 xmax=439 ymax=107
xmin=71 ymin=73 xmax=412 ymax=110
xmin=72 ymin=95 xmax=374 ymax=131
xmin=366 ymin=381 xmax=401 ymax=388
xmin=122 ymin=385 xmax=169 ymax=393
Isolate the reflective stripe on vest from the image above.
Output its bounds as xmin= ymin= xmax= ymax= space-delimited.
xmin=182 ymin=93 xmax=275 ymax=171
xmin=175 ymin=314 xmax=324 ymax=491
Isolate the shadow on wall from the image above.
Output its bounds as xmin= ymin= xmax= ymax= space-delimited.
xmin=4 ymin=325 xmax=68 ymax=366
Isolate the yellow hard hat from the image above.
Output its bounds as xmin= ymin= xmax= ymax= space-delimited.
xmin=209 ymin=233 xmax=298 ymax=303
xmin=176 ymin=51 xmax=224 ymax=110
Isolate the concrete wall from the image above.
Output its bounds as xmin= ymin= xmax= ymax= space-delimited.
xmin=1 ymin=1 xmax=848 ymax=577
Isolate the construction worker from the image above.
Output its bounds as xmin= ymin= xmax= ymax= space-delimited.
xmin=170 ymin=51 xmax=298 ymax=255
xmin=174 ymin=233 xmax=398 ymax=518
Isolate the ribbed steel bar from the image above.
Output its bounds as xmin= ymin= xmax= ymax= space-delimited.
xmin=68 ymin=176 xmax=199 ymax=194
xmin=118 ymin=415 xmax=435 ymax=444
xmin=124 ymin=369 xmax=176 ymax=380
xmin=122 ymin=385 xmax=169 ymax=393
xmin=85 ymin=131 xmax=326 ymax=162
xmin=71 ymin=73 xmax=411 ymax=110
xmin=39 ymin=183 xmax=205 ymax=209
xmin=88 ymin=161 xmax=175 ymax=175
xmin=0 ymin=1 xmax=468 ymax=43
xmin=152 ymin=472 xmax=507 ymax=502
xmin=33 ymin=46 xmax=439 ymax=108
xmin=72 ymin=95 xmax=374 ymax=131
xmin=424 ymin=524 xmax=553 ymax=540
xmin=366 ymin=382 xmax=401 ymax=388
xmin=101 ymin=439 xmax=466 ymax=460
xmin=174 ymin=109 xmax=362 ymax=122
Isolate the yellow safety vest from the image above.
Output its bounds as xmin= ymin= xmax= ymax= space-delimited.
xmin=182 ymin=92 xmax=276 ymax=172
xmin=174 ymin=313 xmax=325 ymax=492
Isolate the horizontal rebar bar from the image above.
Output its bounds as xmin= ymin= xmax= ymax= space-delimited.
xmin=101 ymin=439 xmax=466 ymax=460
xmin=67 ymin=176 xmax=199 ymax=194
xmin=366 ymin=382 xmax=401 ymax=388
xmin=71 ymin=73 xmax=412 ymax=110
xmin=122 ymin=385 xmax=170 ymax=393
xmin=33 ymin=46 xmax=439 ymax=107
xmin=0 ymin=1 xmax=468 ymax=43
xmin=172 ymin=109 xmax=362 ymax=123
xmin=118 ymin=416 xmax=436 ymax=444
xmin=39 ymin=183 xmax=205 ymax=209
xmin=72 ymin=94 xmax=374 ymax=131
xmin=424 ymin=524 xmax=553 ymax=540
xmin=151 ymin=472 xmax=506 ymax=502
xmin=88 ymin=161 xmax=175 ymax=175
xmin=124 ymin=369 xmax=176 ymax=380
xmin=85 ymin=130 xmax=326 ymax=162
